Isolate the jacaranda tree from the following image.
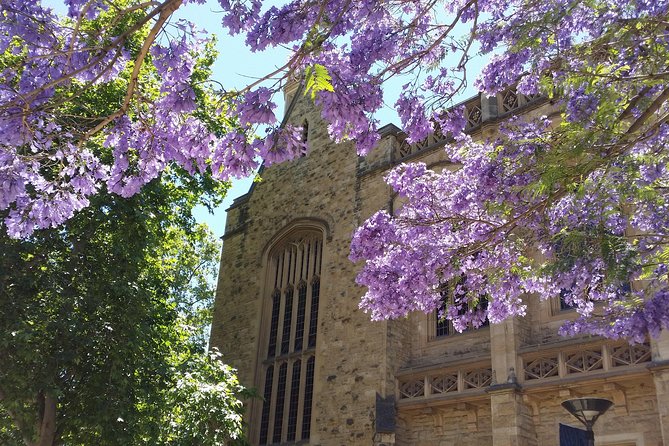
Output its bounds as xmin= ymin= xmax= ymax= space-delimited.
xmin=1 ymin=1 xmax=668 ymax=342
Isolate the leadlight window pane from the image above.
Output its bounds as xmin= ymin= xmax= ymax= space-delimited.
xmin=559 ymin=287 xmax=575 ymax=311
xmin=259 ymin=366 xmax=274 ymax=445
xmin=287 ymin=360 xmax=301 ymax=441
xmin=294 ymin=283 xmax=307 ymax=351
xmin=436 ymin=307 xmax=450 ymax=337
xmin=302 ymin=119 xmax=309 ymax=143
xmin=302 ymin=356 xmax=315 ymax=440
xmin=434 ymin=277 xmax=489 ymax=337
xmin=273 ymin=363 xmax=288 ymax=443
xmin=436 ymin=319 xmax=450 ymax=336
xmin=308 ymin=278 xmax=320 ymax=348
xmin=479 ymin=296 xmax=490 ymax=327
xmin=268 ymin=290 xmax=281 ymax=357
xmin=281 ymin=287 xmax=294 ymax=355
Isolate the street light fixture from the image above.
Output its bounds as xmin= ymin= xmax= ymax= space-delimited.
xmin=562 ymin=398 xmax=613 ymax=446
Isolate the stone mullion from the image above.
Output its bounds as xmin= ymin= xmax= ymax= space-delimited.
xmin=316 ymin=238 xmax=322 ymax=274
xmin=291 ymin=244 xmax=298 ymax=284
xmin=288 ymin=248 xmax=300 ymax=355
xmin=294 ymin=244 xmax=307 ymax=351
xmin=306 ymin=238 xmax=315 ymax=279
xmin=299 ymin=241 xmax=307 ymax=282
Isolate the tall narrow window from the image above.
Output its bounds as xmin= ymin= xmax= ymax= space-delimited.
xmin=435 ymin=297 xmax=450 ymax=337
xmin=259 ymin=366 xmax=274 ymax=445
xmin=287 ymin=360 xmax=301 ymax=441
xmin=299 ymin=120 xmax=309 ymax=157
xmin=308 ymin=277 xmax=320 ymax=348
xmin=302 ymin=356 xmax=315 ymax=439
xmin=272 ymin=363 xmax=288 ymax=443
xmin=281 ymin=287 xmax=293 ymax=355
xmin=294 ymin=282 xmax=307 ymax=351
xmin=267 ymin=291 xmax=280 ymax=357
xmin=259 ymin=230 xmax=322 ymax=445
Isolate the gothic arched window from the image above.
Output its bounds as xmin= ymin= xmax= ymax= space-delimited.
xmin=259 ymin=231 xmax=322 ymax=445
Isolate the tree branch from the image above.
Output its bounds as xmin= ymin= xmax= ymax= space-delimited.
xmin=81 ymin=0 xmax=183 ymax=141
xmin=625 ymin=86 xmax=669 ymax=137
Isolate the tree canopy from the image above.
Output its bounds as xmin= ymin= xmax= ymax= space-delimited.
xmin=0 ymin=170 xmax=248 ymax=446
xmin=2 ymin=0 xmax=669 ymax=341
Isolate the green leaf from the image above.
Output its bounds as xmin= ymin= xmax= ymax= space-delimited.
xmin=303 ymin=64 xmax=334 ymax=100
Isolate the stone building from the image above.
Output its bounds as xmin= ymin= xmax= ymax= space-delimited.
xmin=209 ymin=85 xmax=669 ymax=446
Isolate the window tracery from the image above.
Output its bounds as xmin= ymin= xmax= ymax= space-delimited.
xmin=259 ymin=231 xmax=323 ymax=445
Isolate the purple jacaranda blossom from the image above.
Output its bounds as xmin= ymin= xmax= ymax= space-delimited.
xmin=565 ymin=85 xmax=599 ymax=123
xmin=236 ymin=88 xmax=277 ymax=125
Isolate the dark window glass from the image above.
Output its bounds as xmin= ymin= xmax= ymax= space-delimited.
xmin=281 ymin=287 xmax=294 ymax=355
xmin=301 ymin=356 xmax=315 ymax=439
xmin=294 ymin=283 xmax=307 ymax=351
xmin=268 ymin=290 xmax=281 ymax=357
xmin=259 ymin=366 xmax=274 ymax=445
xmin=559 ymin=287 xmax=575 ymax=311
xmin=302 ymin=120 xmax=309 ymax=143
xmin=287 ymin=360 xmax=301 ymax=441
xmin=308 ymin=279 xmax=320 ymax=348
xmin=436 ymin=289 xmax=450 ymax=337
xmin=273 ymin=363 xmax=288 ymax=443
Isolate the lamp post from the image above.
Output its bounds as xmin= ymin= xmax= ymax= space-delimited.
xmin=561 ymin=398 xmax=613 ymax=446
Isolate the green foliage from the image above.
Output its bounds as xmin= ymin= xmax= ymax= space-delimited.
xmin=0 ymin=171 xmax=246 ymax=446
xmin=303 ymin=63 xmax=334 ymax=100
xmin=160 ymin=350 xmax=252 ymax=446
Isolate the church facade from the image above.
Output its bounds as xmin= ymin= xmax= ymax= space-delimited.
xmin=209 ymin=85 xmax=669 ymax=446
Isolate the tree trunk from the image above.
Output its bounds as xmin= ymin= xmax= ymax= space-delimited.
xmin=36 ymin=391 xmax=57 ymax=446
